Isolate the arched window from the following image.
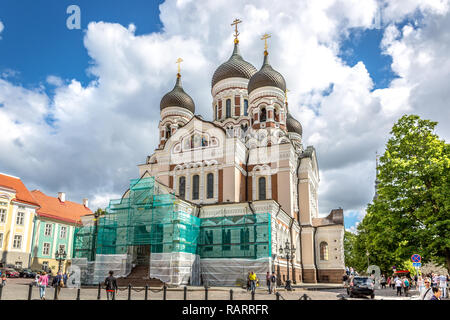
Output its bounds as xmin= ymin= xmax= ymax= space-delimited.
xmin=206 ymin=173 xmax=214 ymax=199
xmin=260 ymin=108 xmax=267 ymax=122
xmin=165 ymin=124 xmax=171 ymax=139
xmin=258 ymin=177 xmax=266 ymax=200
xmin=192 ymin=175 xmax=199 ymax=200
xmin=240 ymin=227 xmax=250 ymax=250
xmin=179 ymin=176 xmax=186 ymax=199
xmin=226 ymin=99 xmax=231 ymax=118
xmin=215 ymin=105 xmax=218 ymax=120
xmin=274 ymin=108 xmax=279 ymax=122
xmin=244 ymin=99 xmax=249 ymax=116
xmin=320 ymin=242 xmax=329 ymax=261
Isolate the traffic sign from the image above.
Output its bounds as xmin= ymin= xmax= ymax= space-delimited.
xmin=411 ymin=254 xmax=421 ymax=263
xmin=413 ymin=262 xmax=421 ymax=268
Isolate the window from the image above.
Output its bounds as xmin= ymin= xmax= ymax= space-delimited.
xmin=222 ymin=229 xmax=231 ymax=251
xmin=215 ymin=105 xmax=218 ymax=120
xmin=260 ymin=107 xmax=267 ymax=122
xmin=16 ymin=211 xmax=24 ymax=225
xmin=13 ymin=235 xmax=22 ymax=249
xmin=60 ymin=226 xmax=67 ymax=239
xmin=274 ymin=108 xmax=280 ymax=122
xmin=165 ymin=124 xmax=171 ymax=139
xmin=320 ymin=242 xmax=329 ymax=261
xmin=226 ymin=99 xmax=231 ymax=118
xmin=204 ymin=230 xmax=213 ymax=251
xmin=206 ymin=173 xmax=214 ymax=199
xmin=258 ymin=177 xmax=266 ymax=200
xmin=0 ymin=209 xmax=6 ymax=223
xmin=179 ymin=176 xmax=186 ymax=199
xmin=44 ymin=224 xmax=52 ymax=236
xmin=192 ymin=175 xmax=199 ymax=200
xmin=240 ymin=228 xmax=250 ymax=251
xmin=42 ymin=242 xmax=51 ymax=255
xmin=244 ymin=99 xmax=248 ymax=116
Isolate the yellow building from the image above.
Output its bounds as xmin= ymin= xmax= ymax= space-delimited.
xmin=0 ymin=173 xmax=39 ymax=269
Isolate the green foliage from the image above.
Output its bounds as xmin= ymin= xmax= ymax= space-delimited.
xmin=349 ymin=115 xmax=450 ymax=274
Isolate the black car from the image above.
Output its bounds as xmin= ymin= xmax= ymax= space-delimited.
xmin=347 ymin=276 xmax=375 ymax=299
xmin=19 ymin=268 xmax=35 ymax=278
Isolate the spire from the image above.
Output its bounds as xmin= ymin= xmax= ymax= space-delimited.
xmin=231 ymin=18 xmax=242 ymax=44
xmin=176 ymin=57 xmax=183 ymax=79
xmin=261 ymin=33 xmax=271 ymax=56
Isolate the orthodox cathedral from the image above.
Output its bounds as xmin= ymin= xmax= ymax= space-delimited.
xmin=74 ymin=21 xmax=345 ymax=285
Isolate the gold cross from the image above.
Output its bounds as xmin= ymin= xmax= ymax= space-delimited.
xmin=231 ymin=18 xmax=242 ymax=43
xmin=176 ymin=58 xmax=183 ymax=74
xmin=261 ymin=33 xmax=271 ymax=51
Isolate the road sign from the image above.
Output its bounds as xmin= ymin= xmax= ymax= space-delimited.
xmin=413 ymin=262 xmax=422 ymax=268
xmin=411 ymin=254 xmax=421 ymax=263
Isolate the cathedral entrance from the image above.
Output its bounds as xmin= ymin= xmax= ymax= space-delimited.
xmin=135 ymin=244 xmax=151 ymax=266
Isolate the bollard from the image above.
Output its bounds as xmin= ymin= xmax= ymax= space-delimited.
xmin=28 ymin=283 xmax=33 ymax=300
xmin=0 ymin=284 xmax=3 ymax=300
xmin=54 ymin=285 xmax=58 ymax=300
xmin=163 ymin=284 xmax=167 ymax=300
xmin=76 ymin=288 xmax=81 ymax=300
xmin=251 ymin=290 xmax=255 ymax=300
xmin=229 ymin=289 xmax=233 ymax=300
xmin=145 ymin=285 xmax=148 ymax=301
xmin=276 ymin=292 xmax=280 ymax=301
xmin=184 ymin=286 xmax=187 ymax=300
xmin=128 ymin=284 xmax=132 ymax=300
xmin=205 ymin=286 xmax=208 ymax=300
xmin=97 ymin=283 xmax=101 ymax=300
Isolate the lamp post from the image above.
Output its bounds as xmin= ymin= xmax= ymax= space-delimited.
xmin=55 ymin=247 xmax=67 ymax=273
xmin=279 ymin=240 xmax=295 ymax=291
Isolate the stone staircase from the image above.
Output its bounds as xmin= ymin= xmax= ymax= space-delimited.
xmin=116 ymin=265 xmax=164 ymax=287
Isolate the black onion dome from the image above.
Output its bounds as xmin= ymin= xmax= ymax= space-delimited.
xmin=248 ymin=53 xmax=286 ymax=94
xmin=211 ymin=43 xmax=257 ymax=88
xmin=286 ymin=112 xmax=302 ymax=135
xmin=160 ymin=75 xmax=195 ymax=113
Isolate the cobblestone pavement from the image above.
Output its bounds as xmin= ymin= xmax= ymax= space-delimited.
xmin=0 ymin=278 xmax=447 ymax=301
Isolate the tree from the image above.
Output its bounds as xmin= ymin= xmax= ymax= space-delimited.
xmin=358 ymin=115 xmax=449 ymax=272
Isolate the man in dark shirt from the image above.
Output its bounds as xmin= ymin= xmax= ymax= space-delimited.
xmin=104 ymin=270 xmax=118 ymax=300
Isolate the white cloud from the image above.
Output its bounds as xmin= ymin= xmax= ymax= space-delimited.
xmin=0 ymin=0 xmax=449 ymax=219
xmin=0 ymin=21 xmax=4 ymax=37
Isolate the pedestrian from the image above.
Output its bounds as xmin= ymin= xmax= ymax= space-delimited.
xmin=270 ymin=272 xmax=277 ymax=294
xmin=246 ymin=272 xmax=251 ymax=292
xmin=342 ymin=272 xmax=349 ymax=288
xmin=345 ymin=266 xmax=350 ymax=276
xmin=430 ymin=287 xmax=441 ymax=300
xmin=34 ymin=272 xmax=40 ymax=287
xmin=432 ymin=273 xmax=438 ymax=288
xmin=418 ymin=275 xmax=424 ymax=294
xmin=63 ymin=272 xmax=68 ymax=286
xmin=38 ymin=272 xmax=49 ymax=300
xmin=266 ymin=272 xmax=271 ymax=294
xmin=104 ymin=270 xmax=118 ymax=300
xmin=249 ymin=271 xmax=257 ymax=293
xmin=1 ymin=273 xmax=7 ymax=287
xmin=439 ymin=274 xmax=447 ymax=299
xmin=53 ymin=271 xmax=64 ymax=298
xmin=380 ymin=274 xmax=386 ymax=289
xmin=419 ymin=278 xmax=434 ymax=300
xmin=395 ymin=276 xmax=403 ymax=296
xmin=403 ymin=276 xmax=409 ymax=297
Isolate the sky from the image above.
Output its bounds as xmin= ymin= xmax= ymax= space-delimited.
xmin=0 ymin=0 xmax=449 ymax=232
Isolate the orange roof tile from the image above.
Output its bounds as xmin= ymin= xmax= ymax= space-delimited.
xmin=31 ymin=190 xmax=92 ymax=224
xmin=0 ymin=173 xmax=40 ymax=207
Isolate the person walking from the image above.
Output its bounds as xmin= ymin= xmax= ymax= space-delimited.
xmin=418 ymin=275 xmax=424 ymax=294
xmin=38 ymin=272 xmax=49 ymax=300
xmin=104 ymin=270 xmax=118 ymax=300
xmin=403 ymin=276 xmax=410 ymax=297
xmin=342 ymin=272 xmax=349 ymax=288
xmin=380 ymin=275 xmax=386 ymax=289
xmin=419 ymin=278 xmax=434 ymax=300
xmin=266 ymin=272 xmax=271 ymax=294
xmin=1 ymin=273 xmax=7 ymax=287
xmin=439 ymin=274 xmax=447 ymax=299
xmin=249 ymin=271 xmax=257 ymax=294
xmin=395 ymin=276 xmax=403 ymax=296
xmin=246 ymin=272 xmax=251 ymax=292
xmin=270 ymin=272 xmax=277 ymax=294
xmin=430 ymin=287 xmax=441 ymax=300
xmin=34 ymin=272 xmax=40 ymax=287
xmin=53 ymin=271 xmax=64 ymax=298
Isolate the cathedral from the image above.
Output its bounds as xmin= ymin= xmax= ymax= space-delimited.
xmin=73 ymin=21 xmax=345 ymax=285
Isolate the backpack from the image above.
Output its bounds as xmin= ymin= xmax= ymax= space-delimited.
xmin=271 ymin=275 xmax=276 ymax=282
xmin=404 ymin=279 xmax=409 ymax=287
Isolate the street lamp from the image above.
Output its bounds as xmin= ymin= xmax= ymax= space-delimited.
xmin=55 ymin=247 xmax=67 ymax=273
xmin=279 ymin=240 xmax=295 ymax=291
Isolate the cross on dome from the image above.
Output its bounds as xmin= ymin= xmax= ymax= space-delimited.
xmin=176 ymin=57 xmax=183 ymax=77
xmin=231 ymin=18 xmax=242 ymax=44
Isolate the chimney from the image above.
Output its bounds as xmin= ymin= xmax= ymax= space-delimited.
xmin=58 ymin=192 xmax=66 ymax=202
xmin=83 ymin=198 xmax=89 ymax=208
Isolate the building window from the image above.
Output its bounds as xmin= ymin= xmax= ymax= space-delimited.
xmin=320 ymin=242 xmax=329 ymax=261
xmin=0 ymin=209 xmax=6 ymax=223
xmin=274 ymin=108 xmax=280 ymax=122
xmin=226 ymin=99 xmax=231 ymax=118
xmin=206 ymin=173 xmax=214 ymax=199
xmin=260 ymin=107 xmax=267 ymax=122
xmin=240 ymin=228 xmax=250 ymax=251
xmin=179 ymin=176 xmax=186 ymax=199
xmin=16 ymin=211 xmax=24 ymax=225
xmin=60 ymin=226 xmax=67 ymax=239
xmin=258 ymin=177 xmax=266 ymax=200
xmin=204 ymin=230 xmax=213 ymax=251
xmin=165 ymin=124 xmax=171 ymax=139
xmin=192 ymin=175 xmax=199 ymax=200
xmin=215 ymin=105 xmax=218 ymax=120
xmin=43 ymin=242 xmax=51 ymax=255
xmin=222 ymin=229 xmax=231 ymax=251
xmin=244 ymin=99 xmax=248 ymax=116
xmin=44 ymin=224 xmax=52 ymax=236
xmin=13 ymin=235 xmax=22 ymax=249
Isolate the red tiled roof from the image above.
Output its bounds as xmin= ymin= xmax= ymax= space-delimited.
xmin=31 ymin=190 xmax=92 ymax=224
xmin=0 ymin=173 xmax=40 ymax=207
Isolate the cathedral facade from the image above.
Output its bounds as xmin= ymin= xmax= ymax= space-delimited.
xmin=132 ymin=32 xmax=345 ymax=284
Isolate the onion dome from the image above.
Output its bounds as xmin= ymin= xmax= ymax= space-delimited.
xmin=248 ymin=52 xmax=286 ymax=94
xmin=211 ymin=43 xmax=257 ymax=88
xmin=286 ymin=112 xmax=302 ymax=135
xmin=160 ymin=75 xmax=195 ymax=113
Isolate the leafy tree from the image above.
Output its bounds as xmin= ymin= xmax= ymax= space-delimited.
xmin=352 ymin=115 xmax=449 ymax=273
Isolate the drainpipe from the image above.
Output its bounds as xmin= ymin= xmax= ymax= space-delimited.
xmin=296 ymin=156 xmax=304 ymax=282
xmin=313 ymin=226 xmax=319 ymax=283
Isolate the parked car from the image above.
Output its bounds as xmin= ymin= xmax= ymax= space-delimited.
xmin=347 ymin=276 xmax=375 ymax=299
xmin=0 ymin=268 xmax=20 ymax=278
xmin=19 ymin=268 xmax=35 ymax=278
